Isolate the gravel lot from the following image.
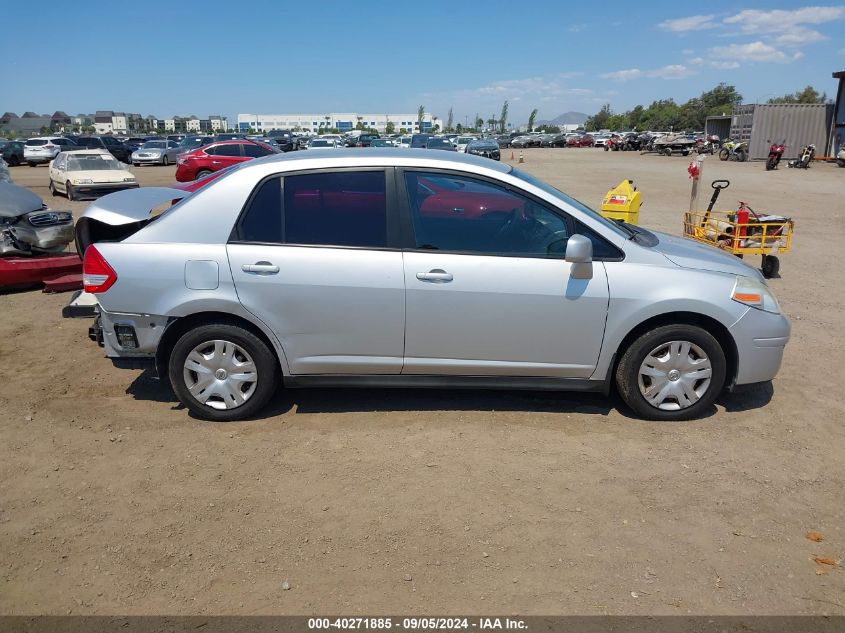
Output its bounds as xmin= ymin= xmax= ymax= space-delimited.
xmin=1 ymin=149 xmax=843 ymax=615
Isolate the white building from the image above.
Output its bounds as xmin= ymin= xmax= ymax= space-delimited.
xmin=237 ymin=112 xmax=437 ymax=135
xmin=186 ymin=116 xmax=201 ymax=133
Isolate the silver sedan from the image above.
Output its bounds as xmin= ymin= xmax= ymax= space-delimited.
xmin=131 ymin=140 xmax=182 ymax=166
xmin=69 ymin=150 xmax=789 ymax=422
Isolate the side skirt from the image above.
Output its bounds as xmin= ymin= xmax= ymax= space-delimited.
xmin=283 ymin=375 xmax=605 ymax=392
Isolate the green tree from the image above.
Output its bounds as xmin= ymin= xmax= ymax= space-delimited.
xmin=474 ymin=113 xmax=481 ymax=132
xmin=385 ymin=120 xmax=395 ymax=135
xmin=399 ymin=127 xmax=408 ymax=134
xmin=455 ymin=123 xmax=463 ymax=133
xmin=527 ymin=108 xmax=538 ymax=132
xmin=446 ymin=107 xmax=454 ymax=133
xmin=768 ymin=85 xmax=828 ymax=104
xmin=584 ymin=104 xmax=612 ymax=131
xmin=417 ymin=105 xmax=425 ymax=131
xmin=499 ymin=100 xmax=509 ymax=133
xmin=487 ymin=118 xmax=497 ymax=130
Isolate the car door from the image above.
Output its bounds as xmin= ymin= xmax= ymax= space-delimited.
xmin=227 ymin=168 xmax=405 ymax=375
xmin=207 ymin=143 xmax=247 ymax=170
xmin=399 ymin=170 xmax=611 ymax=378
xmin=50 ymin=152 xmax=66 ymax=190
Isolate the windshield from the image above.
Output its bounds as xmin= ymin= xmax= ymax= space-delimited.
xmin=311 ymin=140 xmax=332 ymax=147
xmin=510 ymin=168 xmax=629 ymax=239
xmin=457 ymin=137 xmax=473 ymax=144
xmin=67 ymin=154 xmax=123 ymax=171
xmin=141 ymin=141 xmax=167 ymax=149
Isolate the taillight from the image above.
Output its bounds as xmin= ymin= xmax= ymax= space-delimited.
xmin=82 ymin=245 xmax=117 ymax=294
xmin=44 ymin=144 xmax=55 ymax=149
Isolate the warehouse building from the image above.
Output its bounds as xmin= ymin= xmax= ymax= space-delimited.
xmin=237 ymin=112 xmax=436 ymax=134
xmin=724 ymin=103 xmax=834 ymax=161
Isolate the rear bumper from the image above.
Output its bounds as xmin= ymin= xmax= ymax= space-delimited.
xmin=23 ymin=154 xmax=55 ymax=164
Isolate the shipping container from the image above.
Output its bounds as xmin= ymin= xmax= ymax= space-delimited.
xmin=704 ymin=115 xmax=731 ymax=141
xmin=728 ymin=103 xmax=833 ymax=161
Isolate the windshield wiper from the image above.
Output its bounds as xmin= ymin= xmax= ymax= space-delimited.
xmin=612 ymin=218 xmax=637 ymax=238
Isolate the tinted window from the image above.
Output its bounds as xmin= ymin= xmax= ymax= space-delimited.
xmin=211 ymin=144 xmax=242 ymax=157
xmin=238 ymin=177 xmax=282 ymax=242
xmin=243 ymin=143 xmax=272 ymax=158
xmin=404 ymin=171 xmax=570 ymax=257
xmin=26 ymin=139 xmax=47 ymax=146
xmin=284 ymin=171 xmax=386 ymax=248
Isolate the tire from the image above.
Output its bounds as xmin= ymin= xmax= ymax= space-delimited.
xmin=49 ymin=180 xmax=57 ymax=197
xmin=615 ymin=324 xmax=726 ymax=421
xmin=9 ymin=155 xmax=20 ymax=166
xmin=664 ymin=148 xmax=672 ymax=156
xmin=766 ymin=156 xmax=776 ymax=171
xmin=66 ymin=182 xmax=75 ymax=201
xmin=28 ymin=162 xmax=37 ymax=167
xmin=682 ymin=150 xmax=690 ymax=156
xmin=837 ymin=159 xmax=845 ymax=168
xmin=168 ymin=323 xmax=279 ymax=422
xmin=133 ymin=162 xmax=140 ymax=167
xmin=718 ymin=148 xmax=729 ymax=161
xmin=195 ymin=169 xmax=213 ymax=179
xmin=737 ymin=149 xmax=747 ymax=163
xmin=761 ymin=255 xmax=780 ymax=279
xmin=162 ymin=155 xmax=169 ymax=166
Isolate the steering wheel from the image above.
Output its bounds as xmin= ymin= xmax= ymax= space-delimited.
xmin=491 ymin=209 xmax=520 ymax=241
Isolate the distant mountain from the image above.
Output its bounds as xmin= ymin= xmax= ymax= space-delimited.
xmin=535 ymin=111 xmax=589 ymax=126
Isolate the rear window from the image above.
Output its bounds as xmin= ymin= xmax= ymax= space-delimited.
xmin=26 ymin=139 xmax=48 ymax=146
xmin=209 ymin=144 xmax=241 ymax=157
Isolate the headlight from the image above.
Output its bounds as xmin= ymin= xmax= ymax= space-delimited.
xmin=74 ymin=179 xmax=93 ymax=184
xmin=124 ymin=177 xmax=136 ymax=182
xmin=732 ymin=276 xmax=781 ymax=314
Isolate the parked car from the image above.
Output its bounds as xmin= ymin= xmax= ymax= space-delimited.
xmin=511 ymin=135 xmax=542 ymax=148
xmin=495 ymin=135 xmax=512 ymax=148
xmin=123 ymin=137 xmax=156 ymax=152
xmin=177 ymin=135 xmax=215 ymax=154
xmin=455 ymin=136 xmax=475 ymax=152
xmin=131 ymin=140 xmax=183 ymax=166
xmin=346 ymin=134 xmax=380 ymax=148
xmin=306 ymin=138 xmax=341 ymax=149
xmin=69 ymin=149 xmax=789 ymax=422
xmin=167 ymin=134 xmax=187 ymax=144
xmin=369 ymin=139 xmax=395 ymax=147
xmin=410 ymin=134 xmax=432 ymax=148
xmin=73 ymin=136 xmax=132 ymax=163
xmin=48 ymin=149 xmax=138 ymax=200
xmin=395 ymin=136 xmax=412 ymax=148
xmin=464 ymin=138 xmax=501 ymax=161
xmin=0 ymin=140 xmax=25 ymax=166
xmin=567 ymin=134 xmax=594 ymax=147
xmin=266 ymin=130 xmax=295 ymax=152
xmin=593 ymin=134 xmax=611 ymax=148
xmin=426 ymin=137 xmax=457 ymax=151
xmin=174 ymin=139 xmax=280 ymax=182
xmin=0 ymin=181 xmax=74 ymax=255
xmin=23 ymin=137 xmax=79 ymax=166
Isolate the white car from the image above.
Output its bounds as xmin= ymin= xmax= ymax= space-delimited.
xmin=305 ymin=138 xmax=340 ymax=149
xmin=24 ymin=137 xmax=79 ymax=166
xmin=48 ymin=149 xmax=138 ymax=201
xmin=455 ymin=136 xmax=476 ymax=152
xmin=395 ymin=136 xmax=411 ymax=148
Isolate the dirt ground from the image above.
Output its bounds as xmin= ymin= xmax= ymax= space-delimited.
xmin=1 ymin=149 xmax=843 ymax=616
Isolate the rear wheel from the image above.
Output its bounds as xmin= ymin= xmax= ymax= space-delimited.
xmin=615 ymin=324 xmax=726 ymax=421
xmin=162 ymin=155 xmax=169 ymax=166
xmin=66 ymin=181 xmax=75 ymax=201
xmin=168 ymin=323 xmax=278 ymax=422
xmin=195 ymin=169 xmax=212 ymax=179
xmin=737 ymin=148 xmax=747 ymax=163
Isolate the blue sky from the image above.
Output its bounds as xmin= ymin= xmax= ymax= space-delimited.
xmin=2 ymin=0 xmax=843 ymax=125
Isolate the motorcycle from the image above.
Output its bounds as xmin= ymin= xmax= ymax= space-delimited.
xmin=718 ymin=139 xmax=748 ymax=162
xmin=788 ymin=144 xmax=815 ymax=169
xmin=765 ymin=140 xmax=786 ymax=171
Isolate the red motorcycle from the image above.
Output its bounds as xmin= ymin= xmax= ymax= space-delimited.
xmin=765 ymin=139 xmax=786 ymax=171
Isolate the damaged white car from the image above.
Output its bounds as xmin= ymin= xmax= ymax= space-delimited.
xmin=0 ymin=181 xmax=74 ymax=256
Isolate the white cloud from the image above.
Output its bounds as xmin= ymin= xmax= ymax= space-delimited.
xmin=722 ymin=6 xmax=845 ymax=33
xmin=709 ymin=41 xmax=790 ymax=63
xmin=689 ymin=57 xmax=704 ymax=65
xmin=600 ymin=64 xmax=694 ymax=81
xmin=659 ymin=14 xmax=716 ymax=32
xmin=774 ymin=26 xmax=828 ymax=46
xmin=710 ymin=61 xmax=741 ymax=70
xmin=568 ymin=23 xmax=586 ymax=32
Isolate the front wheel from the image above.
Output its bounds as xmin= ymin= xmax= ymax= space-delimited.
xmin=49 ymin=180 xmax=57 ymax=196
xmin=615 ymin=324 xmax=726 ymax=421
xmin=766 ymin=156 xmax=776 ymax=171
xmin=162 ymin=155 xmax=169 ymax=166
xmin=168 ymin=323 xmax=279 ymax=421
xmin=761 ymin=255 xmax=780 ymax=279
xmin=737 ymin=149 xmax=747 ymax=162
xmin=66 ymin=181 xmax=75 ymax=201
xmin=718 ymin=148 xmax=729 ymax=161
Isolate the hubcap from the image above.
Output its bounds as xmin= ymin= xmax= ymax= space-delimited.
xmin=183 ymin=339 xmax=258 ymax=410
xmin=637 ymin=340 xmax=712 ymax=411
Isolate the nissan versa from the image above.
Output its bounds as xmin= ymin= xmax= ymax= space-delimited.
xmin=69 ymin=149 xmax=789 ymax=422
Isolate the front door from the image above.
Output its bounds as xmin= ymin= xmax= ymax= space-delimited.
xmin=227 ymin=169 xmax=405 ymax=375
xmin=399 ymin=171 xmax=610 ymax=378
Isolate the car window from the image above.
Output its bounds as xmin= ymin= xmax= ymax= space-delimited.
xmin=212 ymin=144 xmax=242 ymax=157
xmin=238 ymin=177 xmax=283 ymax=243
xmin=243 ymin=143 xmax=271 ymax=158
xmin=284 ymin=171 xmax=387 ymax=248
xmin=26 ymin=139 xmax=47 ymax=146
xmin=54 ymin=154 xmax=66 ymax=169
xmin=404 ymin=171 xmax=571 ymax=257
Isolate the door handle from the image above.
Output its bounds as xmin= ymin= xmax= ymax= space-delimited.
xmin=242 ymin=262 xmax=279 ymax=274
xmin=211 ymin=160 xmax=222 ymax=164
xmin=416 ymin=269 xmax=453 ymax=283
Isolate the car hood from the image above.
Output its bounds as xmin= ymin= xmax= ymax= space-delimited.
xmin=0 ymin=181 xmax=44 ymax=216
xmin=134 ymin=148 xmax=162 ymax=154
xmin=69 ymin=169 xmax=135 ymax=183
xmin=651 ymin=230 xmax=763 ymax=279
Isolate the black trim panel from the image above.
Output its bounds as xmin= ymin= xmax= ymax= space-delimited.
xmin=283 ymin=374 xmax=605 ymax=392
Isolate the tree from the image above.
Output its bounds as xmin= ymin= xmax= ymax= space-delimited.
xmin=399 ymin=127 xmax=408 ymax=134
xmin=537 ymin=124 xmax=561 ymax=133
xmin=487 ymin=118 xmax=497 ymax=130
xmin=455 ymin=123 xmax=463 ymax=133
xmin=446 ymin=107 xmax=454 ymax=133
xmin=527 ymin=108 xmax=538 ymax=132
xmin=499 ymin=100 xmax=509 ymax=133
xmin=474 ymin=113 xmax=481 ymax=132
xmin=417 ymin=105 xmax=425 ymax=131
xmin=584 ymin=103 xmax=612 ymax=131
xmin=385 ymin=120 xmax=395 ymax=135
xmin=768 ymin=85 xmax=828 ymax=104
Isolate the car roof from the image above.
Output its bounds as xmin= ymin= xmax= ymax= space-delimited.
xmin=239 ymin=147 xmax=511 ymax=173
xmin=62 ymin=148 xmax=112 ymax=155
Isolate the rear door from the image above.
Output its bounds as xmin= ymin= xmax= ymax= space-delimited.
xmin=227 ymin=168 xmax=405 ymax=374
xmin=208 ymin=143 xmax=248 ymax=170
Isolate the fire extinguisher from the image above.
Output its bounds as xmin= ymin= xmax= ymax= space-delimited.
xmin=735 ymin=203 xmax=749 ymax=249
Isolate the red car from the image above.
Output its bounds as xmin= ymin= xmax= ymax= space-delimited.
xmin=174 ymin=140 xmax=279 ymax=182
xmin=566 ymin=134 xmax=594 ymax=147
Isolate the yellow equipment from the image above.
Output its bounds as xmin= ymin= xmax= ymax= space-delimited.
xmin=601 ymin=179 xmax=641 ymax=224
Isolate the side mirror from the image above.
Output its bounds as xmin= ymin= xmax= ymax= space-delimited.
xmin=565 ymin=234 xmax=594 ymax=280
xmin=565 ymin=234 xmax=593 ymax=263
